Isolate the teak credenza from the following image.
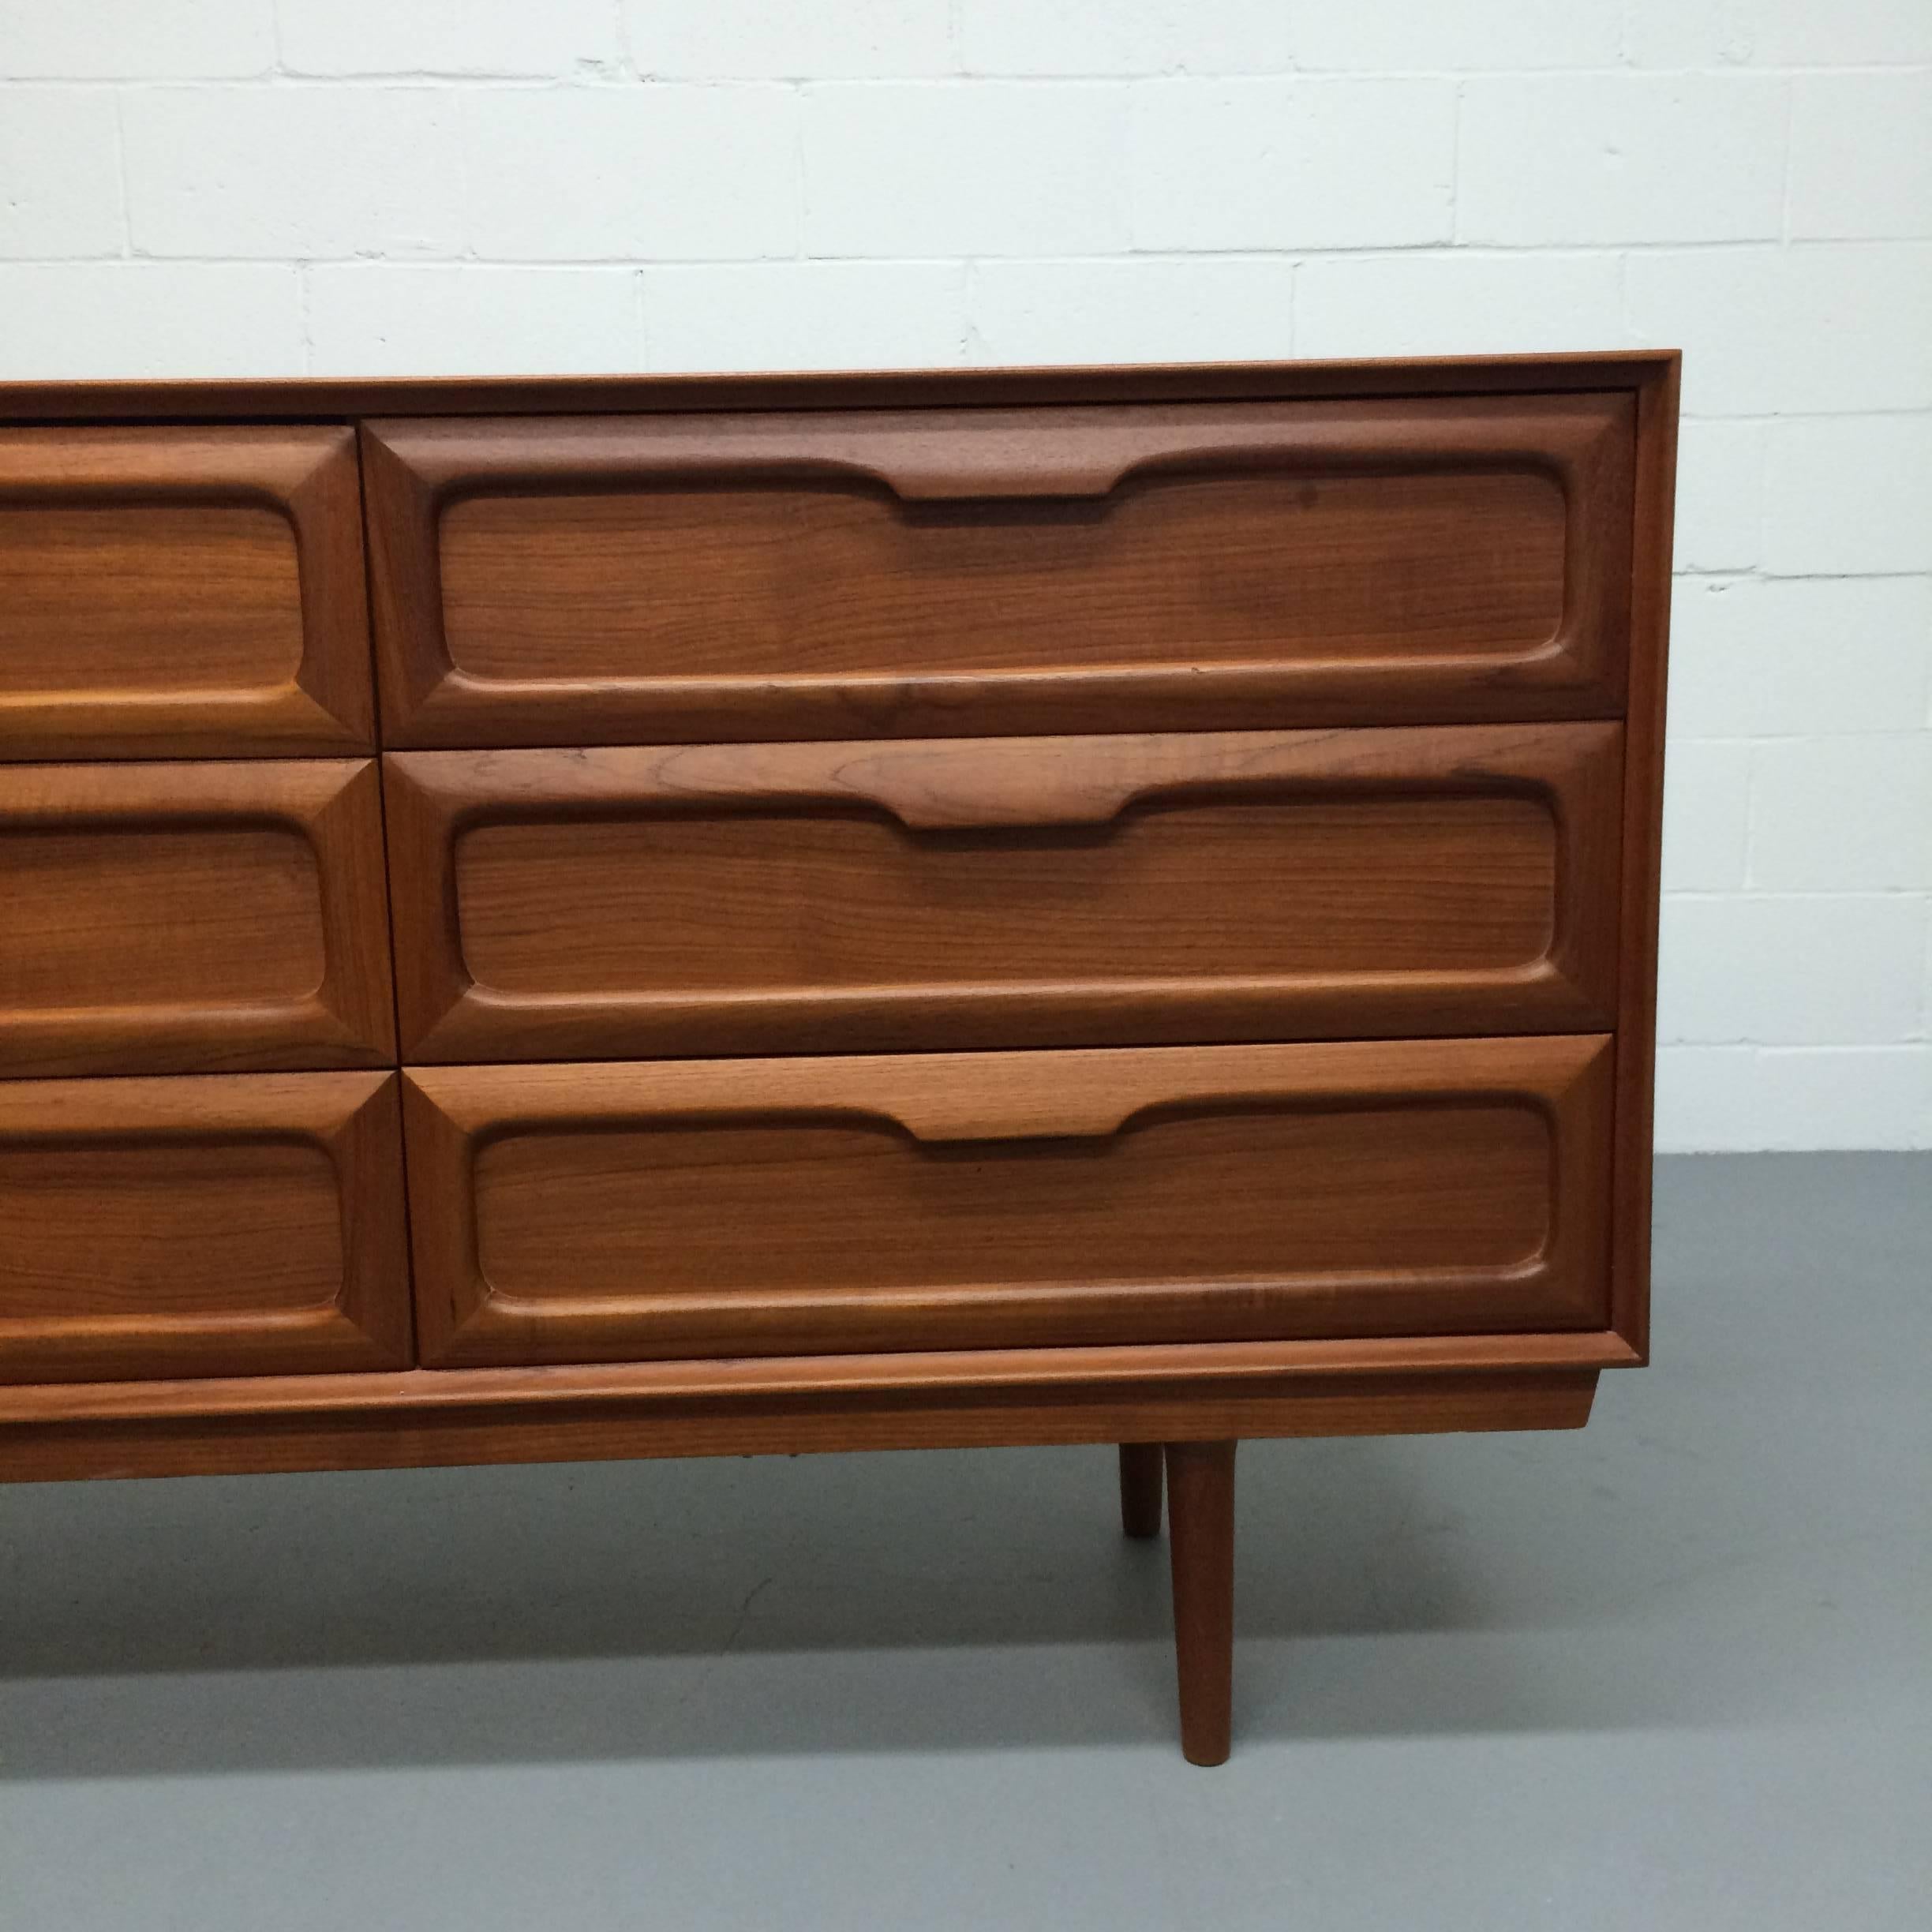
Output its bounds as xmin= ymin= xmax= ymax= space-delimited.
xmin=0 ymin=354 xmax=1677 ymax=1764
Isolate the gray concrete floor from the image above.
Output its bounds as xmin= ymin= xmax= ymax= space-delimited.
xmin=1 ymin=1153 xmax=1927 ymax=1929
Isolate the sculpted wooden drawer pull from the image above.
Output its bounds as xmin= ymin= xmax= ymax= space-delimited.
xmin=880 ymin=1095 xmax=1136 ymax=1142
xmin=385 ymin=723 xmax=1621 ymax=1062
xmin=365 ymin=391 xmax=1635 ymax=747
xmin=839 ymin=755 xmax=1142 ymax=831
xmin=827 ymin=437 xmax=1127 ymax=501
xmin=401 ymin=1035 xmax=1616 ymax=1372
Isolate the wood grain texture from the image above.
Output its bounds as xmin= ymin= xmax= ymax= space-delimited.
xmin=365 ymin=393 xmax=1632 ymax=747
xmin=385 ymin=723 xmax=1621 ymax=1061
xmin=402 ymin=1036 xmax=1614 ymax=1370
xmin=0 ymin=353 xmax=1671 ymax=1503
xmin=1610 ymin=354 xmax=1680 ymax=1364
xmin=0 ymin=759 xmax=395 ymax=1076
xmin=1166 ymin=1441 xmax=1237 ymax=1765
xmin=0 ymin=1368 xmax=1601 ymax=1485
xmin=0 ymin=1072 xmax=410 ymax=1383
xmin=0 ymin=426 xmax=373 ymax=758
xmin=0 ymin=351 xmax=1684 ymax=425
xmin=0 ymin=1329 xmax=1638 ymax=1432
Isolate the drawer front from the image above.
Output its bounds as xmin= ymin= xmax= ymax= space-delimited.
xmin=367 ymin=394 xmax=1633 ymax=747
xmin=0 ymin=760 xmax=395 ymax=1076
xmin=404 ymin=1036 xmax=1614 ymax=1368
xmin=386 ymin=723 xmax=1622 ymax=1061
xmin=0 ymin=428 xmax=372 ymax=758
xmin=0 ymin=1073 xmax=410 ymax=1383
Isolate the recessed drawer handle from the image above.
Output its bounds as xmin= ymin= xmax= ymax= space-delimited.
xmin=859 ymin=429 xmax=1313 ymax=500
xmin=837 ymin=758 xmax=1143 ymax=831
xmin=863 ymin=445 xmax=1132 ymax=501
xmin=881 ymin=1093 xmax=1141 ymax=1144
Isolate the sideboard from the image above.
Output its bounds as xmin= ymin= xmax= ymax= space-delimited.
xmin=0 ymin=354 xmax=1678 ymax=1762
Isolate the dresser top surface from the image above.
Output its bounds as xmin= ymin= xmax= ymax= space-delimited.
xmin=0 ymin=350 xmax=1679 ymax=425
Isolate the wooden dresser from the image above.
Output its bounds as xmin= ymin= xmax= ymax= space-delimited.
xmin=0 ymin=354 xmax=1677 ymax=1763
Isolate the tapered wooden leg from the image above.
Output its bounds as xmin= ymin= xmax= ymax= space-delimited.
xmin=1164 ymin=1440 xmax=1237 ymax=1766
xmin=1118 ymin=1443 xmax=1163 ymax=1539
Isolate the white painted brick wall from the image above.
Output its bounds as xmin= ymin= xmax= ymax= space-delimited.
xmin=0 ymin=0 xmax=1927 ymax=1148
xmin=0 ymin=1 xmax=275 ymax=80
xmin=636 ymin=1 xmax=951 ymax=81
xmin=643 ymin=260 xmax=964 ymax=372
xmin=1129 ymin=80 xmax=1455 ymax=250
xmin=120 ymin=85 xmax=466 ymax=258
xmin=0 ymin=88 xmax=124 ymax=254
xmin=280 ymin=1 xmax=621 ymax=80
xmin=806 ymin=84 xmax=1128 ymax=256
xmin=966 ymin=256 xmax=1294 ymax=364
xmin=1458 ymin=76 xmax=1788 ymax=244
xmin=306 ymin=264 xmax=638 ymax=375
xmin=1789 ymin=73 xmax=1932 ymax=239
xmin=957 ymin=1 xmax=1294 ymax=79
xmin=463 ymin=85 xmax=796 ymax=260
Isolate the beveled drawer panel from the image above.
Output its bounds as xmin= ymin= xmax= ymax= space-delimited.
xmin=385 ymin=723 xmax=1621 ymax=1061
xmin=0 ymin=760 xmax=395 ymax=1076
xmin=366 ymin=394 xmax=1632 ymax=747
xmin=0 ymin=427 xmax=373 ymax=758
xmin=0 ymin=1073 xmax=410 ymax=1383
xmin=403 ymin=1035 xmax=1614 ymax=1368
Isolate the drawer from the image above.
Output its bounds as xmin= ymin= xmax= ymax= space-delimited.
xmin=0 ymin=760 xmax=395 ymax=1077
xmin=385 ymin=723 xmax=1622 ymax=1061
xmin=0 ymin=1072 xmax=410 ymax=1383
xmin=402 ymin=1035 xmax=1614 ymax=1368
xmin=365 ymin=394 xmax=1633 ymax=747
xmin=0 ymin=427 xmax=372 ymax=758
